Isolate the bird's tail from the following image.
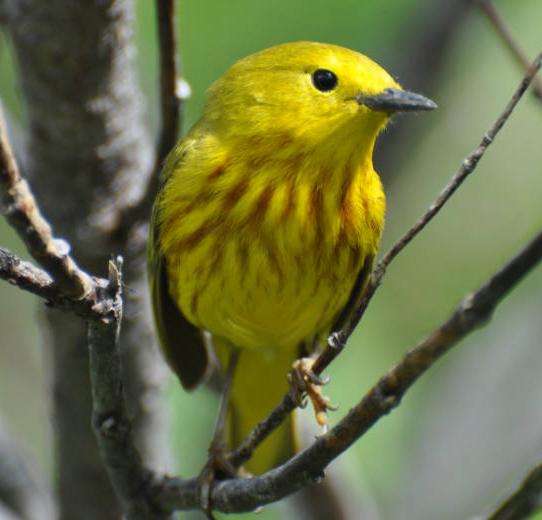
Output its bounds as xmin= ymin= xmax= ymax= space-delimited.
xmin=220 ymin=344 xmax=299 ymax=475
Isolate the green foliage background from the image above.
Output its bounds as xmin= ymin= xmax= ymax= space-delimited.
xmin=1 ymin=1 xmax=541 ymax=518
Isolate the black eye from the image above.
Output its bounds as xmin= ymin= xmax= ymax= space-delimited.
xmin=311 ymin=69 xmax=338 ymax=92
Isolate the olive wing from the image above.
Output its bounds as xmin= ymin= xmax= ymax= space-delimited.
xmin=147 ymin=140 xmax=208 ymax=390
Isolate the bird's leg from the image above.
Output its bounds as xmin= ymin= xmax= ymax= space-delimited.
xmin=199 ymin=348 xmax=240 ymax=517
xmin=209 ymin=348 xmax=239 ymax=466
xmin=289 ymin=357 xmax=338 ymax=432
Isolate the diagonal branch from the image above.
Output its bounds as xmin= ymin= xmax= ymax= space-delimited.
xmin=0 ymin=116 xmax=93 ymax=298
xmin=229 ymin=50 xmax=542 ymax=468
xmin=477 ymin=0 xmax=542 ymax=101
xmin=4 ymin=124 xmax=542 ymax=515
xmin=486 ymin=462 xmax=542 ymax=520
xmin=155 ymin=225 xmax=542 ymax=513
xmin=317 ymin=49 xmax=542 ymax=370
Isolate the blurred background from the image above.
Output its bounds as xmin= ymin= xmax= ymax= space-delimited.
xmin=1 ymin=0 xmax=541 ymax=518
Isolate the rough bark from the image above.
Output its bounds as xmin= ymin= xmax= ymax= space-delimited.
xmin=2 ymin=1 xmax=166 ymax=518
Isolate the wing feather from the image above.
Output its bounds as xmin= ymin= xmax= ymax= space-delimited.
xmin=147 ymin=140 xmax=208 ymax=390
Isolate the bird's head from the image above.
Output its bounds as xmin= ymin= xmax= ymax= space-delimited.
xmin=204 ymin=41 xmax=435 ymax=165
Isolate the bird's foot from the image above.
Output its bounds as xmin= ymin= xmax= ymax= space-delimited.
xmin=198 ymin=440 xmax=240 ymax=519
xmin=288 ymin=357 xmax=338 ymax=431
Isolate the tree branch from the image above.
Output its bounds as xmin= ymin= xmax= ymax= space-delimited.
xmin=153 ymin=222 xmax=542 ymax=513
xmin=1 ymin=3 xmax=541 ymax=516
xmin=0 ymin=119 xmax=109 ymax=320
xmin=0 ymin=247 xmax=58 ymax=301
xmin=486 ymin=462 xmax=542 ymax=520
xmin=88 ymin=258 xmax=172 ymax=520
xmin=3 ymin=1 xmax=167 ymax=517
xmin=477 ymin=0 xmax=542 ymax=101
xmin=0 ymin=115 xmax=92 ymax=298
xmin=0 ymin=109 xmax=165 ymax=519
xmin=229 ymin=50 xmax=542 ymax=468
xmin=0 ymin=245 xmax=128 ymax=319
xmin=155 ymin=0 xmax=182 ymax=173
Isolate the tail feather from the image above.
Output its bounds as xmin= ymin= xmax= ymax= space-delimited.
xmin=219 ymin=344 xmax=299 ymax=475
xmin=228 ymin=403 xmax=297 ymax=475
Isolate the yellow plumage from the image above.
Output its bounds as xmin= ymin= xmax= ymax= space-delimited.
xmin=148 ymin=41 xmax=434 ymax=474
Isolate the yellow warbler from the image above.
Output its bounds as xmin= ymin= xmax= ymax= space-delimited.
xmin=148 ymin=41 xmax=435 ymax=474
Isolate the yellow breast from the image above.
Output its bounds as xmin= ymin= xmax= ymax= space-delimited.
xmin=158 ymin=140 xmax=385 ymax=351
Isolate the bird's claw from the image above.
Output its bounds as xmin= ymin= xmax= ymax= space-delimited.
xmin=306 ymin=369 xmax=330 ymax=386
xmin=289 ymin=357 xmax=338 ymax=428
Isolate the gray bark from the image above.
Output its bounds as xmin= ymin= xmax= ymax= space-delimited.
xmin=2 ymin=1 xmax=167 ymax=518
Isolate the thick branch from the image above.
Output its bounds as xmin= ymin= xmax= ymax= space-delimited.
xmin=0 ymin=79 xmax=170 ymax=516
xmin=1 ymin=2 xmax=540 ymax=516
xmin=0 ymin=223 xmax=166 ymax=519
xmin=0 ymin=169 xmax=165 ymax=520
xmin=3 ymin=2 xmax=165 ymax=517
xmin=88 ymin=259 xmax=171 ymax=520
xmin=486 ymin=462 xmax=542 ymax=520
xmin=229 ymin=50 xmax=542 ymax=468
xmin=154 ymin=224 xmax=542 ymax=513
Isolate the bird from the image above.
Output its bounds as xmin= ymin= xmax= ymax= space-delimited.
xmin=148 ymin=41 xmax=436 ymax=475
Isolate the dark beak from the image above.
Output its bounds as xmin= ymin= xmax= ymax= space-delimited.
xmin=357 ymin=88 xmax=437 ymax=113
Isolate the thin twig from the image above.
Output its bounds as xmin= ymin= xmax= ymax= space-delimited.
xmin=0 ymin=116 xmax=93 ymax=298
xmin=228 ymin=392 xmax=297 ymax=468
xmin=229 ymin=51 xmax=542 ymax=468
xmin=1 ymin=37 xmax=541 ymax=520
xmin=0 ymin=245 xmax=122 ymax=320
xmin=156 ymin=226 xmax=542 ymax=513
xmin=486 ymin=462 xmax=542 ymax=520
xmin=156 ymin=0 xmax=181 ymax=167
xmin=0 ymin=247 xmax=58 ymax=301
xmin=477 ymin=0 xmax=542 ymax=100
xmin=1 ymin=8 xmax=540 ymax=516
xmin=4 ymin=175 xmax=542 ymax=516
xmin=319 ymin=49 xmax=542 ymax=366
xmin=115 ymin=0 xmax=183 ymax=237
